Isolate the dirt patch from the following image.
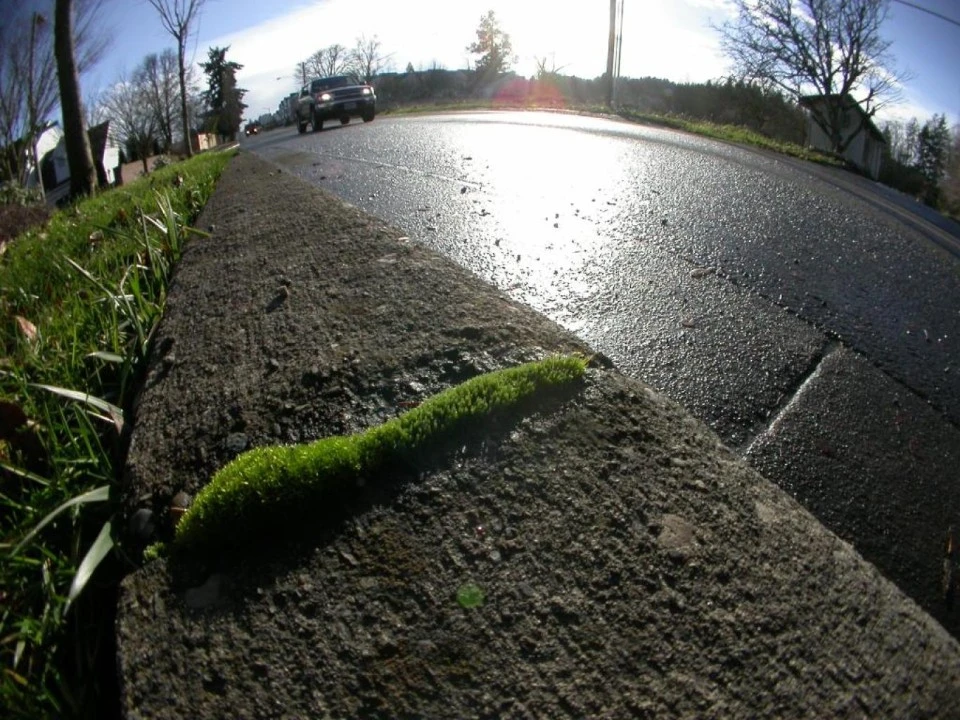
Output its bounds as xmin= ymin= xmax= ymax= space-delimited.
xmin=0 ymin=203 xmax=51 ymax=244
xmin=116 ymin=152 xmax=960 ymax=718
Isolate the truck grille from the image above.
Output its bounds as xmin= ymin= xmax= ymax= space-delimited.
xmin=332 ymin=87 xmax=365 ymax=100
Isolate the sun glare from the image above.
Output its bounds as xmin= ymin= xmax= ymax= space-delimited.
xmin=218 ymin=0 xmax=730 ymax=117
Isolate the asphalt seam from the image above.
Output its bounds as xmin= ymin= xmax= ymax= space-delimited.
xmin=710 ymin=262 xmax=960 ymax=437
xmin=739 ymin=339 xmax=839 ymax=456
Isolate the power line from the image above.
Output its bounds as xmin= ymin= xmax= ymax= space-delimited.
xmin=891 ymin=0 xmax=960 ymax=29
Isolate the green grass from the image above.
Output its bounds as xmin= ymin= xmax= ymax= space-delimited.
xmin=381 ymin=100 xmax=504 ymax=116
xmin=610 ymin=108 xmax=842 ymax=167
xmin=0 ymin=149 xmax=234 ymax=719
xmin=382 ymin=100 xmax=842 ymax=168
xmin=173 ymin=355 xmax=587 ymax=558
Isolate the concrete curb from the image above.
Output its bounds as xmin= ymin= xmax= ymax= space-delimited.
xmin=116 ymin=152 xmax=960 ymax=718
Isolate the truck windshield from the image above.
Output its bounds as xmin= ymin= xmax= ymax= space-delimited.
xmin=311 ymin=76 xmax=352 ymax=92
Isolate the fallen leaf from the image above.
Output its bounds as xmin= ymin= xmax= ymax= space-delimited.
xmin=15 ymin=316 xmax=37 ymax=342
xmin=690 ymin=267 xmax=715 ymax=279
xmin=681 ymin=318 xmax=697 ymax=329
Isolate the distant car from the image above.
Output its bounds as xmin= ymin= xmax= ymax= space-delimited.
xmin=244 ymin=122 xmax=261 ymax=136
xmin=296 ymin=75 xmax=376 ymax=134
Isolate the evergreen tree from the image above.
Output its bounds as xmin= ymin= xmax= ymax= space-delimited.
xmin=467 ymin=11 xmax=513 ymax=81
xmin=200 ymin=45 xmax=247 ymax=141
xmin=917 ymin=114 xmax=950 ymax=187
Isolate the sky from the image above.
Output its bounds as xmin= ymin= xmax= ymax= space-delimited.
xmin=83 ymin=0 xmax=960 ymax=126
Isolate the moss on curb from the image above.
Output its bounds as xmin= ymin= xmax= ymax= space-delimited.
xmin=173 ymin=355 xmax=587 ymax=555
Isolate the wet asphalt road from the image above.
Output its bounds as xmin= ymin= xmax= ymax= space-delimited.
xmin=243 ymin=110 xmax=960 ymax=631
xmin=245 ymin=111 xmax=960 ymax=439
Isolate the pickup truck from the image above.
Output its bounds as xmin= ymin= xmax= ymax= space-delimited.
xmin=296 ymin=75 xmax=376 ymax=134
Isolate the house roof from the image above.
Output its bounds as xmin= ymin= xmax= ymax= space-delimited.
xmin=798 ymin=93 xmax=886 ymax=143
xmin=87 ymin=121 xmax=112 ymax=160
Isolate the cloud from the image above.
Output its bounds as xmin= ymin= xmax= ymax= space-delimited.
xmin=201 ymin=0 xmax=486 ymax=116
xmin=876 ymin=91 xmax=958 ymax=126
xmin=682 ymin=0 xmax=737 ymax=16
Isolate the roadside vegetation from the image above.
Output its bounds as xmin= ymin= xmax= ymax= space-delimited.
xmin=0 ymin=148 xmax=233 ymax=718
xmin=612 ymin=108 xmax=843 ymax=166
xmin=379 ymin=99 xmax=842 ymax=168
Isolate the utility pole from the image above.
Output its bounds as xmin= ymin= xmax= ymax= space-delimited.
xmin=606 ymin=0 xmax=617 ymax=106
xmin=614 ymin=0 xmax=624 ymax=105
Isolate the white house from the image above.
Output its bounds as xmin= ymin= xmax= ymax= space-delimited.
xmin=28 ymin=121 xmax=122 ymax=200
xmin=799 ymin=94 xmax=886 ymax=179
xmin=25 ymin=124 xmax=65 ymax=190
xmin=87 ymin=121 xmax=122 ymax=187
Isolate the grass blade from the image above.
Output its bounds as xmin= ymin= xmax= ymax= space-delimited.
xmin=65 ymin=520 xmax=114 ymax=614
xmin=0 ymin=462 xmax=50 ymax=487
xmin=63 ymin=257 xmax=112 ymax=297
xmin=86 ymin=351 xmax=126 ymax=364
xmin=29 ymin=383 xmax=124 ymax=433
xmin=4 ymin=667 xmax=28 ymax=687
xmin=11 ymin=486 xmax=110 ymax=556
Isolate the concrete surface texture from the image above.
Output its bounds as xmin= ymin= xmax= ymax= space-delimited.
xmin=116 ymin=153 xmax=960 ymax=718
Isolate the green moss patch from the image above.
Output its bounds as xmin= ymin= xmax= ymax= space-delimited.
xmin=456 ymin=582 xmax=486 ymax=609
xmin=174 ymin=355 xmax=587 ymax=555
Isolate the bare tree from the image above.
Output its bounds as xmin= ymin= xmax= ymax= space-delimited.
xmin=349 ymin=35 xmax=392 ymax=83
xmin=0 ymin=0 xmax=107 ymax=187
xmin=534 ymin=54 xmax=567 ymax=80
xmin=306 ymin=44 xmax=350 ymax=79
xmin=717 ymin=0 xmax=906 ymax=153
xmin=292 ymin=60 xmax=308 ymax=86
xmin=84 ymin=88 xmax=110 ymax=129
xmin=55 ymin=0 xmax=96 ymax=196
xmin=103 ymin=68 xmax=157 ymax=176
xmin=0 ymin=19 xmax=45 ymax=185
xmin=146 ymin=0 xmax=206 ymax=157
xmin=185 ymin=89 xmax=206 ymax=134
xmin=141 ymin=49 xmax=182 ymax=151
